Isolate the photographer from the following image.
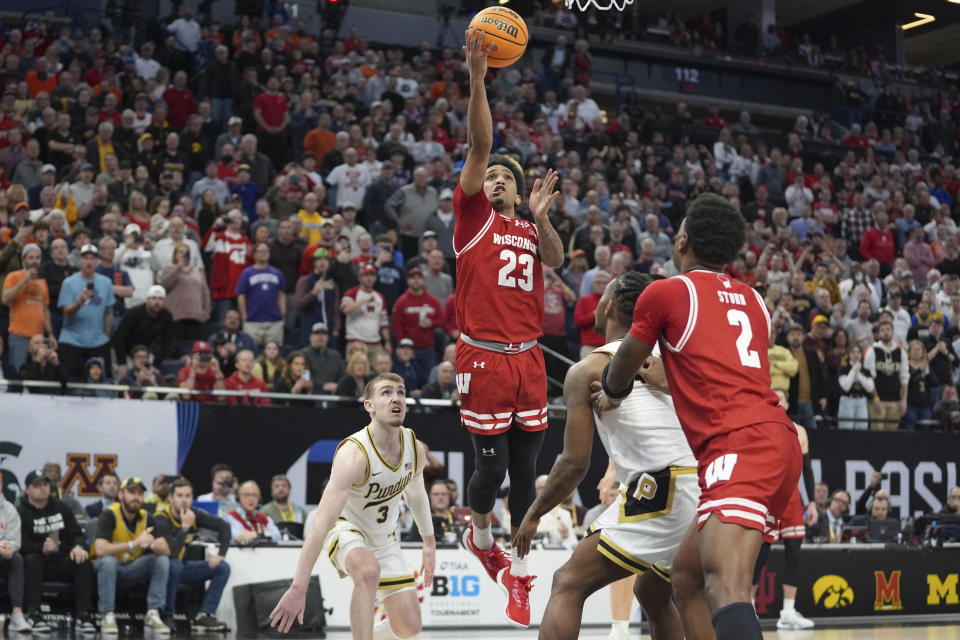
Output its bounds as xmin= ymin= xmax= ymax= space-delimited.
xmin=855 ymin=471 xmax=889 ymax=516
xmin=196 ymin=464 xmax=237 ymax=516
xmin=176 ymin=341 xmax=225 ymax=402
xmin=57 ymin=244 xmax=115 ymax=380
xmin=20 ymin=334 xmax=67 ymax=395
xmin=118 ymin=345 xmax=165 ymax=399
xmin=115 ymin=223 xmax=156 ymax=309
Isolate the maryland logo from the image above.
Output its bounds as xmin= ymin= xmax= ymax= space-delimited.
xmin=813 ymin=575 xmax=854 ymax=609
xmin=61 ymin=454 xmax=118 ymax=497
xmin=874 ymin=571 xmax=903 ymax=611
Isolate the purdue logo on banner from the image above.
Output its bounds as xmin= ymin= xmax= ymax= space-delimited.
xmin=813 ymin=575 xmax=854 ymax=610
xmin=874 ymin=571 xmax=903 ymax=611
xmin=927 ymin=574 xmax=959 ymax=606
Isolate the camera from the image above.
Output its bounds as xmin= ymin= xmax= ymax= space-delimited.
xmin=197 ymin=353 xmax=213 ymax=363
xmin=217 ymin=477 xmax=234 ymax=488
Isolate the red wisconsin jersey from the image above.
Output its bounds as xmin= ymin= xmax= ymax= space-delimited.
xmin=453 ymin=184 xmax=543 ymax=343
xmin=629 ymin=270 xmax=792 ymax=458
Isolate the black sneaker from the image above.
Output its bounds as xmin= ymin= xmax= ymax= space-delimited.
xmin=27 ymin=616 xmax=52 ymax=635
xmin=160 ymin=614 xmax=178 ymax=633
xmin=191 ymin=613 xmax=228 ymax=633
xmin=77 ymin=613 xmax=98 ymax=635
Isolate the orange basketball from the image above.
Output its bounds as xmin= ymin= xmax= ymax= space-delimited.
xmin=468 ymin=6 xmax=528 ymax=68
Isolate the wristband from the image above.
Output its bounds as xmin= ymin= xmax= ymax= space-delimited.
xmin=601 ymin=363 xmax=634 ymax=400
xmin=127 ymin=541 xmax=134 ymax=551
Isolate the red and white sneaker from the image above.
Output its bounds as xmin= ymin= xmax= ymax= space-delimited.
xmin=461 ymin=524 xmax=509 ymax=582
xmin=497 ymin=567 xmax=535 ymax=628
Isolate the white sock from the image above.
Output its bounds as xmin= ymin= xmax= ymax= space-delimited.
xmin=611 ymin=620 xmax=629 ymax=634
xmin=509 ymin=549 xmax=528 ymax=577
xmin=782 ymin=598 xmax=795 ymax=614
xmin=472 ymin=523 xmax=493 ymax=551
xmin=11 ymin=611 xmax=26 ymax=623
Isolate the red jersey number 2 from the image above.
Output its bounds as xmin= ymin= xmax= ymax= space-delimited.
xmin=726 ymin=309 xmax=761 ymax=369
xmin=497 ymin=249 xmax=535 ymax=292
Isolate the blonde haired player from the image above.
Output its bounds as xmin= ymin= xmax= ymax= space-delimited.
xmin=270 ymin=373 xmax=436 ymax=640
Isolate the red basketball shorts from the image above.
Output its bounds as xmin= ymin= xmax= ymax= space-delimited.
xmin=763 ymin=488 xmax=806 ymax=543
xmin=695 ymin=421 xmax=802 ymax=534
xmin=454 ymin=340 xmax=548 ymax=436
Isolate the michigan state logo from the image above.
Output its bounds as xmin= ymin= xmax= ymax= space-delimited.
xmin=0 ymin=441 xmax=24 ymax=502
xmin=813 ymin=575 xmax=854 ymax=609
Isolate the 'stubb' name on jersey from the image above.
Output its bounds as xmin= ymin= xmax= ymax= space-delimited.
xmin=716 ymin=290 xmax=747 ymax=306
xmin=493 ymin=232 xmax=538 ymax=253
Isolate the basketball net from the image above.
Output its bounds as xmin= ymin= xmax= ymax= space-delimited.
xmin=564 ymin=0 xmax=634 ymax=10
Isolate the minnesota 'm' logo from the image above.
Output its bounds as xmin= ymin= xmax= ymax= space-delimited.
xmin=874 ymin=571 xmax=903 ymax=611
xmin=61 ymin=454 xmax=118 ymax=497
xmin=926 ymin=574 xmax=959 ymax=605
xmin=813 ymin=575 xmax=854 ymax=609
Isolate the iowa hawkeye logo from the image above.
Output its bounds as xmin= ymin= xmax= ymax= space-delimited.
xmin=813 ymin=575 xmax=854 ymax=610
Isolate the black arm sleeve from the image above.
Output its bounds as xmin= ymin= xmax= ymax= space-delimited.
xmin=855 ymin=483 xmax=878 ymax=515
xmin=802 ymin=453 xmax=815 ymax=504
xmin=196 ymin=510 xmax=231 ymax=557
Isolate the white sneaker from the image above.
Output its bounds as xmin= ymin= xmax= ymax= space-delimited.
xmin=8 ymin=611 xmax=32 ymax=633
xmin=144 ymin=609 xmax=171 ymax=635
xmin=100 ymin=612 xmax=119 ymax=636
xmin=777 ymin=609 xmax=815 ymax=630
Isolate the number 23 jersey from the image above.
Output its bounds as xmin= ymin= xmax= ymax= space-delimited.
xmin=453 ymin=184 xmax=543 ymax=343
xmin=629 ymin=270 xmax=792 ymax=459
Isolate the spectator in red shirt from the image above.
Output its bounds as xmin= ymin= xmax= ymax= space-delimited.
xmin=224 ymin=349 xmax=270 ymax=405
xmin=573 ymin=270 xmax=610 ymax=359
xmin=701 ymin=103 xmax=728 ymax=129
xmin=204 ymin=208 xmax=253 ymax=321
xmin=162 ymin=70 xmax=195 ymax=130
xmin=253 ymin=77 xmax=289 ymax=169
xmin=842 ymin=124 xmax=869 ymax=148
xmin=391 ymin=267 xmax=443 ymax=374
xmin=859 ymin=202 xmax=895 ymax=267
xmin=442 ymin=294 xmax=458 ymax=342
xmin=177 ymin=341 xmax=225 ymax=402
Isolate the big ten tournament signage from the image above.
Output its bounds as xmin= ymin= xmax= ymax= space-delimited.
xmin=806 ymin=430 xmax=958 ymax=517
xmin=754 ymin=545 xmax=960 ymax=617
xmin=1 ymin=395 xmax=177 ymax=503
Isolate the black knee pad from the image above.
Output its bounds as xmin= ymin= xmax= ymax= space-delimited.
xmin=467 ymin=433 xmax=510 ymax=513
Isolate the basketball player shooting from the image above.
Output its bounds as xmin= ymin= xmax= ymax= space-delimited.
xmin=513 ymin=272 xmax=705 ymax=640
xmin=453 ymin=27 xmax=565 ymax=628
xmin=269 ymin=374 xmax=435 ymax=640
xmin=592 ymin=193 xmax=803 ymax=640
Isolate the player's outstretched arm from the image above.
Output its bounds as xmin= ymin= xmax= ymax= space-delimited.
xmin=591 ymin=334 xmax=654 ymax=417
xmin=403 ymin=441 xmax=435 ymax=587
xmin=513 ymin=357 xmax=601 ymax=558
xmin=460 ymin=28 xmax=496 ymax=196
xmin=269 ymin=441 xmax=365 ymax=634
xmin=528 ymin=168 xmax=564 ymax=268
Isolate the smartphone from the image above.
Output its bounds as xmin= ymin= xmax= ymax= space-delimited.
xmin=301 ymin=370 xmax=311 ymax=381
xmin=86 ymin=282 xmax=95 ymax=291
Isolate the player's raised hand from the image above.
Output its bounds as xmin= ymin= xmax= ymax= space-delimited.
xmin=528 ymin=169 xmax=560 ymax=221
xmin=269 ymin=584 xmax=306 ymax=634
xmin=463 ymin=28 xmax=496 ymax=79
xmin=512 ymin=514 xmax=539 ymax=559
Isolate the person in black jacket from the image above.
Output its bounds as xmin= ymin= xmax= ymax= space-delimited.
xmin=112 ymin=286 xmax=176 ymax=368
xmin=19 ymin=335 xmax=67 ymax=394
xmin=17 ymin=470 xmax=96 ymax=633
xmin=152 ymin=478 xmax=231 ymax=633
xmin=785 ymin=323 xmax=826 ymax=429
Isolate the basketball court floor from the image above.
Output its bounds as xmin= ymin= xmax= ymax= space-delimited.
xmin=316 ymin=625 xmax=960 ymax=639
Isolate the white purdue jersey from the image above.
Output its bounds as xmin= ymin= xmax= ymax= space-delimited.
xmin=591 ymin=340 xmax=697 ymax=483
xmin=336 ymin=425 xmax=419 ymax=536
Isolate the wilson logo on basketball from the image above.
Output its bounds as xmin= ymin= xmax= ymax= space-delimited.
xmin=477 ymin=17 xmax=518 ymax=39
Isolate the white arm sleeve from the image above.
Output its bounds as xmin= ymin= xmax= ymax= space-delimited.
xmin=402 ymin=477 xmax=434 ymax=540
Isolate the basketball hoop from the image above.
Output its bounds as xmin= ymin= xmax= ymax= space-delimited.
xmin=564 ymin=0 xmax=634 ymax=10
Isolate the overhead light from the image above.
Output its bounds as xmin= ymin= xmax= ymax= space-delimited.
xmin=901 ymin=12 xmax=935 ymax=30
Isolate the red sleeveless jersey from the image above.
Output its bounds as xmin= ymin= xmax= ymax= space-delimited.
xmin=453 ymin=184 xmax=543 ymax=343
xmin=628 ymin=270 xmax=793 ymax=458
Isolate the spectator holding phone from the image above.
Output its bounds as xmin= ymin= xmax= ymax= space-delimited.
xmin=176 ymin=341 xmax=225 ymax=403
xmin=273 ymin=350 xmax=315 ymax=405
xmin=57 ymin=244 xmax=115 ymax=380
xmin=2 ymin=243 xmax=53 ymax=371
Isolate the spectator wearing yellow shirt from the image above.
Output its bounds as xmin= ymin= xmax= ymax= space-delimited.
xmin=297 ymin=191 xmax=325 ymax=245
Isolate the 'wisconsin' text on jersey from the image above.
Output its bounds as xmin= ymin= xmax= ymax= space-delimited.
xmin=492 ymin=233 xmax=538 ymax=253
